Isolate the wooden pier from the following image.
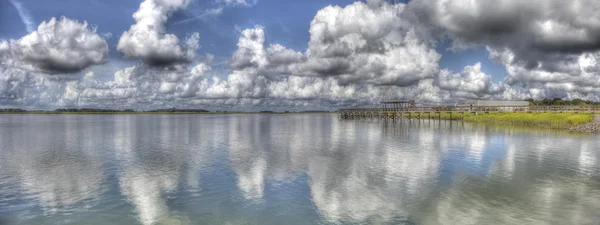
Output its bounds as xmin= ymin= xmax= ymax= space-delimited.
xmin=338 ymin=104 xmax=600 ymax=120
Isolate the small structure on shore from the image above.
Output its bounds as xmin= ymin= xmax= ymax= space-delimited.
xmin=381 ymin=100 xmax=416 ymax=110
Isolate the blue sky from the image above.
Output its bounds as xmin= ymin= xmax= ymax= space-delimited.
xmin=1 ymin=0 xmax=598 ymax=110
xmin=0 ymin=0 xmax=507 ymax=81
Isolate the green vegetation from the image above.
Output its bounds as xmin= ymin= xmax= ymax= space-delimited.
xmin=55 ymin=108 xmax=139 ymax=113
xmin=382 ymin=112 xmax=596 ymax=129
xmin=0 ymin=108 xmax=28 ymax=113
xmin=526 ymin=98 xmax=600 ymax=106
xmin=147 ymin=108 xmax=209 ymax=113
xmin=440 ymin=112 xmax=595 ymax=129
xmin=462 ymin=112 xmax=594 ymax=129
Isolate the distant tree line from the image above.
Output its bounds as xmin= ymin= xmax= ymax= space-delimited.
xmin=299 ymin=110 xmax=333 ymax=113
xmin=0 ymin=108 xmax=27 ymax=112
xmin=526 ymin=98 xmax=600 ymax=106
xmin=147 ymin=108 xmax=209 ymax=112
xmin=0 ymin=108 xmax=211 ymax=113
xmin=54 ymin=108 xmax=135 ymax=112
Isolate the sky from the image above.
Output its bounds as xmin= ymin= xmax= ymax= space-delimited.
xmin=1 ymin=0 xmax=600 ymax=111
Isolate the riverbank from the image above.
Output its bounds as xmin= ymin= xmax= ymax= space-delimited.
xmin=435 ymin=112 xmax=596 ymax=131
xmin=462 ymin=112 xmax=594 ymax=129
xmin=568 ymin=115 xmax=600 ymax=133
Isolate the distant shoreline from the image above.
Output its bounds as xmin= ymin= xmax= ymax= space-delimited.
xmin=2 ymin=111 xmax=598 ymax=133
xmin=0 ymin=111 xmax=336 ymax=115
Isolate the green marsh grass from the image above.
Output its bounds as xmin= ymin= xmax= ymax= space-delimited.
xmin=386 ymin=112 xmax=595 ymax=129
xmin=437 ymin=112 xmax=594 ymax=129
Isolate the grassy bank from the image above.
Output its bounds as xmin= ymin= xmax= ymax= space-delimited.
xmin=440 ymin=112 xmax=595 ymax=129
xmin=383 ymin=112 xmax=594 ymax=129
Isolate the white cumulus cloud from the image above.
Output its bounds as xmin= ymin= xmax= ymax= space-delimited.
xmin=5 ymin=0 xmax=600 ymax=109
xmin=117 ymin=0 xmax=199 ymax=66
xmin=0 ymin=17 xmax=108 ymax=74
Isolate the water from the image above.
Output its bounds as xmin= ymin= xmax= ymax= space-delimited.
xmin=0 ymin=114 xmax=599 ymax=225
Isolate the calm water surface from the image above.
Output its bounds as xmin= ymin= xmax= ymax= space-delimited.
xmin=0 ymin=114 xmax=599 ymax=225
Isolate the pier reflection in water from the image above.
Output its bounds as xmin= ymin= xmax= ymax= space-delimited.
xmin=0 ymin=114 xmax=598 ymax=225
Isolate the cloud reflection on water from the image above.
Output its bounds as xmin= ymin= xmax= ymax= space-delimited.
xmin=219 ymin=116 xmax=600 ymax=224
xmin=0 ymin=116 xmax=106 ymax=214
xmin=0 ymin=115 xmax=599 ymax=225
xmin=113 ymin=115 xmax=213 ymax=225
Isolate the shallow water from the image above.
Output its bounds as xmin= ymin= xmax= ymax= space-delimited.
xmin=0 ymin=114 xmax=599 ymax=225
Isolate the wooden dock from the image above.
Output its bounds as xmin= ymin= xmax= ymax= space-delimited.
xmin=338 ymin=105 xmax=600 ymax=120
